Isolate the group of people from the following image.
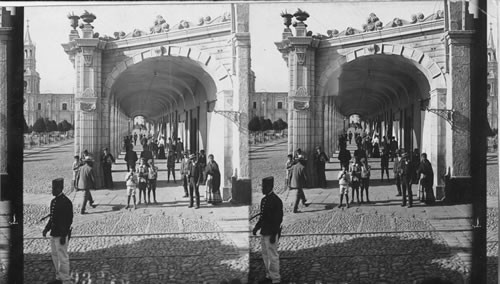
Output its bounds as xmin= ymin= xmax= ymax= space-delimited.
xmin=338 ymin=130 xmax=400 ymax=161
xmin=336 ymin=131 xmax=436 ymax=208
xmin=122 ymin=133 xmax=184 ymax=162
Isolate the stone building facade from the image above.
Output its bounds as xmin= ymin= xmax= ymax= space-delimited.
xmin=250 ymin=91 xmax=288 ymax=122
xmin=61 ymin=5 xmax=251 ymax=204
xmin=275 ymin=2 xmax=478 ymax=192
xmin=23 ymin=23 xmax=74 ymax=127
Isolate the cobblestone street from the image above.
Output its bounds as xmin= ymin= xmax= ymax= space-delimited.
xmin=248 ymin=139 xmax=496 ymax=284
xmin=23 ymin=140 xmax=249 ymax=283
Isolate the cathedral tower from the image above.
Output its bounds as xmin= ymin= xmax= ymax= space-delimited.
xmin=23 ymin=20 xmax=41 ymax=126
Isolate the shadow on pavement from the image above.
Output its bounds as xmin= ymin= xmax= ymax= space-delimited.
xmin=249 ymin=235 xmax=469 ymax=284
xmin=25 ymin=236 xmax=248 ymax=283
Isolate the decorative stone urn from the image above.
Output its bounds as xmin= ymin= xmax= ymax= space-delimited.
xmin=67 ymin=12 xmax=80 ymax=30
xmin=281 ymin=11 xmax=293 ymax=28
xmin=293 ymin=9 xmax=309 ymax=22
xmin=80 ymin=10 xmax=96 ymax=24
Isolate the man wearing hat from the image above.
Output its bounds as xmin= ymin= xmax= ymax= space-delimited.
xmin=43 ymin=178 xmax=73 ymax=284
xmin=76 ymin=156 xmax=97 ymax=214
xmin=399 ymin=151 xmax=414 ymax=208
xmin=393 ymin=149 xmax=403 ymax=196
xmin=253 ymin=176 xmax=283 ymax=284
xmin=187 ymin=154 xmax=203 ymax=208
xmin=180 ymin=152 xmax=191 ymax=198
xmin=289 ymin=154 xmax=309 ymax=213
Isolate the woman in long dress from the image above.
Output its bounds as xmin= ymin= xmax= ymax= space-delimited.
xmin=205 ymin=154 xmax=222 ymax=205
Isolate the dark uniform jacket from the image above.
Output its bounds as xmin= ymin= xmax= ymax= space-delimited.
xmin=255 ymin=192 xmax=283 ymax=236
xmin=45 ymin=193 xmax=73 ymax=237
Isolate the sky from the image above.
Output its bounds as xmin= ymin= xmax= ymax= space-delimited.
xmin=20 ymin=1 xmax=498 ymax=93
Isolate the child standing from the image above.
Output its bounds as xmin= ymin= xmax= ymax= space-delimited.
xmin=137 ymin=158 xmax=149 ymax=205
xmin=125 ymin=168 xmax=138 ymax=209
xmin=337 ymin=166 xmax=350 ymax=208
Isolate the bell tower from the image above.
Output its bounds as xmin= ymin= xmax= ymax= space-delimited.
xmin=23 ymin=20 xmax=40 ymax=126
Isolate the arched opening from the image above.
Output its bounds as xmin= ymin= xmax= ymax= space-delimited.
xmin=326 ymin=54 xmax=432 ymax=152
xmin=109 ymin=55 xmax=218 ymax=155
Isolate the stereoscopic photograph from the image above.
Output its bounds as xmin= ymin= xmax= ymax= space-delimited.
xmin=0 ymin=0 xmax=497 ymax=283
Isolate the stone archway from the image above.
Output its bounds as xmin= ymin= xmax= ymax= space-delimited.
xmin=317 ymin=43 xmax=447 ymax=98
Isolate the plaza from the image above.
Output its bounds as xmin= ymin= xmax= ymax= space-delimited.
xmin=249 ymin=139 xmax=498 ymax=283
xmin=23 ymin=140 xmax=249 ymax=283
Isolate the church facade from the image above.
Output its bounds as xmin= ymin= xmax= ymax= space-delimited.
xmin=23 ymin=23 xmax=74 ymax=128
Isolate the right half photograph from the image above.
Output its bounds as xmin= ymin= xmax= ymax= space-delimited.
xmin=248 ymin=1 xmax=496 ymax=283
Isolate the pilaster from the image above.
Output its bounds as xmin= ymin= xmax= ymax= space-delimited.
xmin=444 ymin=30 xmax=474 ymax=177
xmin=63 ymin=19 xmax=106 ymax=187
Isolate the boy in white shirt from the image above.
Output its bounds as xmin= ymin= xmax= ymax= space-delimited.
xmin=125 ymin=168 xmax=138 ymax=210
xmin=338 ymin=165 xmax=350 ymax=208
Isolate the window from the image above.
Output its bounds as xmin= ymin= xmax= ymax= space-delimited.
xmin=253 ymin=102 xmax=257 ymax=109
xmin=277 ymin=102 xmax=283 ymax=109
xmin=24 ymin=81 xmax=27 ymax=92
xmin=37 ymin=103 xmax=41 ymax=110
xmin=62 ymin=103 xmax=67 ymax=111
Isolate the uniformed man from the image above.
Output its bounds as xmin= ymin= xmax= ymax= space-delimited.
xmin=252 ymin=176 xmax=283 ymax=284
xmin=400 ymin=151 xmax=414 ymax=208
xmin=43 ymin=178 xmax=74 ymax=284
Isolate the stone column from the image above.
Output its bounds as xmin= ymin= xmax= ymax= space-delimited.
xmin=229 ymin=3 xmax=251 ymax=204
xmin=276 ymin=19 xmax=320 ymax=187
xmin=421 ymin=88 xmax=447 ymax=195
xmin=444 ymin=32 xmax=474 ymax=178
xmin=63 ymin=16 xmax=106 ymax=187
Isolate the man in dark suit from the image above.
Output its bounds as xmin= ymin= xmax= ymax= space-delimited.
xmin=400 ymin=152 xmax=414 ymax=208
xmin=76 ymin=156 xmax=97 ymax=214
xmin=253 ymin=177 xmax=283 ymax=284
xmin=289 ymin=155 xmax=309 ymax=213
xmin=43 ymin=178 xmax=73 ymax=284
xmin=188 ymin=154 xmax=203 ymax=209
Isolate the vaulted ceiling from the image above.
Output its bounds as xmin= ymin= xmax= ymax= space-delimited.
xmin=111 ymin=56 xmax=216 ymax=121
xmin=332 ymin=54 xmax=430 ymax=118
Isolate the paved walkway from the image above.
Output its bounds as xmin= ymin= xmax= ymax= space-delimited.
xmin=24 ymin=142 xmax=248 ymax=284
xmin=249 ymin=141 xmax=474 ymax=284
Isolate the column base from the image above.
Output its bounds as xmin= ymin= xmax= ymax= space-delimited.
xmin=230 ymin=176 xmax=251 ymax=205
xmin=443 ymin=176 xmax=472 ymax=204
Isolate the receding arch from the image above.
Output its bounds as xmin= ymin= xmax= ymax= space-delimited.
xmin=317 ymin=43 xmax=447 ymax=99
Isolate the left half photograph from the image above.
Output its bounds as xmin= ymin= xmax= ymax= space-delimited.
xmin=19 ymin=3 xmax=251 ymax=283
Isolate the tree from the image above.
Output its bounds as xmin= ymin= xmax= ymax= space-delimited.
xmin=60 ymin=120 xmax=72 ymax=132
xmin=248 ymin=116 xmax=261 ymax=132
xmin=273 ymin=118 xmax=288 ymax=132
xmin=32 ymin=117 xmax=46 ymax=133
xmin=57 ymin=122 xmax=64 ymax=132
xmin=47 ymin=120 xmax=58 ymax=132
xmin=262 ymin=119 xmax=273 ymax=131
